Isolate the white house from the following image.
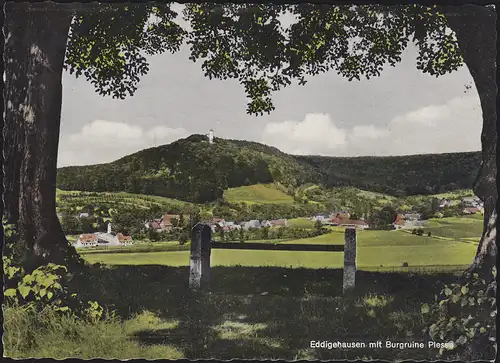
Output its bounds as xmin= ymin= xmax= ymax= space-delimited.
xmin=404 ymin=213 xmax=421 ymax=221
xmin=462 ymin=196 xmax=482 ymax=207
xmin=261 ymin=220 xmax=272 ymax=228
xmin=221 ymin=221 xmax=241 ymax=231
xmin=243 ymin=220 xmax=261 ymax=230
xmin=117 ymin=233 xmax=133 ymax=245
xmin=212 ymin=218 xmax=226 ymax=227
xmin=74 ymin=223 xmax=133 ymax=248
xmin=439 ymin=199 xmax=452 ymax=208
xmin=74 ymin=233 xmax=98 ymax=247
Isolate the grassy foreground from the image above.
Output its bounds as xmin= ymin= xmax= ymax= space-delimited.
xmin=3 ymin=265 xmax=468 ymax=360
xmin=7 ymin=216 xmax=480 ymax=359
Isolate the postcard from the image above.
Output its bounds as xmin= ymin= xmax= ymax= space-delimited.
xmin=3 ymin=1 xmax=497 ymax=361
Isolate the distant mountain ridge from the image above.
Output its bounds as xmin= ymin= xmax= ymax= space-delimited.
xmin=56 ymin=134 xmax=481 ymax=203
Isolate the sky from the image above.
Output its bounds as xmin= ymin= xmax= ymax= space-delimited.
xmin=58 ymin=5 xmax=482 ymax=167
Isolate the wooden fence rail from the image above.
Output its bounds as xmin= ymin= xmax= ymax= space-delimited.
xmin=211 ymin=242 xmax=345 ymax=251
xmin=189 ymin=223 xmax=357 ymax=294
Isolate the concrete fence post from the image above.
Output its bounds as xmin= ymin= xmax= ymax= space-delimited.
xmin=189 ymin=223 xmax=212 ymax=290
xmin=343 ymin=227 xmax=357 ymax=294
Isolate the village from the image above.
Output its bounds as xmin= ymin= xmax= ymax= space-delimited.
xmin=72 ymin=195 xmax=484 ymax=248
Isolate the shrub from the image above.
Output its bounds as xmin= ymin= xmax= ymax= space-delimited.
xmin=402 ymin=262 xmax=409 ymax=267
xmin=3 ymin=222 xmax=104 ymax=323
xmin=427 ymin=232 xmax=432 ymax=237
xmin=421 ymin=267 xmax=496 ymax=360
xmin=412 ymin=229 xmax=417 ymax=235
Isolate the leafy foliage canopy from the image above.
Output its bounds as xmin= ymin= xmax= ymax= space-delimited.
xmin=65 ymin=3 xmax=462 ymax=115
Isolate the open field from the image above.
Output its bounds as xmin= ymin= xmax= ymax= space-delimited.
xmin=287 ymin=217 xmax=315 ymax=229
xmin=223 ymin=184 xmax=295 ymax=204
xmin=424 ymin=214 xmax=483 ymax=242
xmin=81 ymin=229 xmax=476 ymax=271
xmin=355 ymin=189 xmax=397 ymax=203
xmin=77 ymin=216 xmax=482 ymax=271
xmin=56 ymin=188 xmax=190 ymax=207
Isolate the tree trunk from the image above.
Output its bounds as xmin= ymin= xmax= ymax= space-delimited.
xmin=4 ymin=2 xmax=82 ymax=270
xmin=443 ymin=5 xmax=497 ymax=273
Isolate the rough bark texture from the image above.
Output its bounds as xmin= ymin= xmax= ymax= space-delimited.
xmin=3 ymin=3 xmax=30 ymax=225
xmin=443 ymin=5 xmax=498 ymax=273
xmin=3 ymin=3 xmax=82 ymax=270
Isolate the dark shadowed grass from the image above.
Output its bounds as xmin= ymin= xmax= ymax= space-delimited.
xmin=50 ymin=264 xmax=469 ymax=361
xmin=2 ymin=305 xmax=183 ymax=359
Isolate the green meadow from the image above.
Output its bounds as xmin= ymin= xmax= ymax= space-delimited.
xmin=287 ymin=217 xmax=315 ymax=229
xmin=56 ymin=188 xmax=190 ymax=207
xmin=81 ymin=228 xmax=477 ymax=271
xmin=425 ymin=215 xmax=483 ymax=241
xmin=223 ymin=183 xmax=294 ymax=204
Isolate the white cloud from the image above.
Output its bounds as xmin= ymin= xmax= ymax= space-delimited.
xmin=351 ymin=124 xmax=389 ymax=140
xmin=145 ymin=125 xmax=187 ymax=140
xmin=261 ymin=113 xmax=347 ymax=155
xmin=70 ymin=120 xmax=143 ymax=142
xmin=58 ymin=120 xmax=188 ymax=167
xmin=261 ymin=95 xmax=482 ymax=156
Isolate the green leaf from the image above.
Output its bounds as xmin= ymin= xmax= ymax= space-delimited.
xmin=479 ymin=327 xmax=486 ymax=334
xmin=22 ymin=274 xmax=35 ymax=284
xmin=47 ymin=291 xmax=54 ymax=300
xmin=18 ymin=285 xmax=31 ymax=299
xmin=53 ymin=282 xmax=62 ymax=289
xmin=444 ymin=287 xmax=452 ymax=296
xmin=461 ymin=286 xmax=469 ymax=295
xmin=40 ymin=288 xmax=47 ymax=298
xmin=421 ymin=303 xmax=430 ymax=314
xmin=4 ymin=289 xmax=17 ymax=297
xmin=40 ymin=276 xmax=56 ymax=287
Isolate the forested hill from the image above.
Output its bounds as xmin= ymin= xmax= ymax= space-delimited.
xmin=297 ymin=151 xmax=481 ymax=196
xmin=56 ymin=134 xmax=481 ymax=203
xmin=56 ymin=135 xmax=322 ymax=203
